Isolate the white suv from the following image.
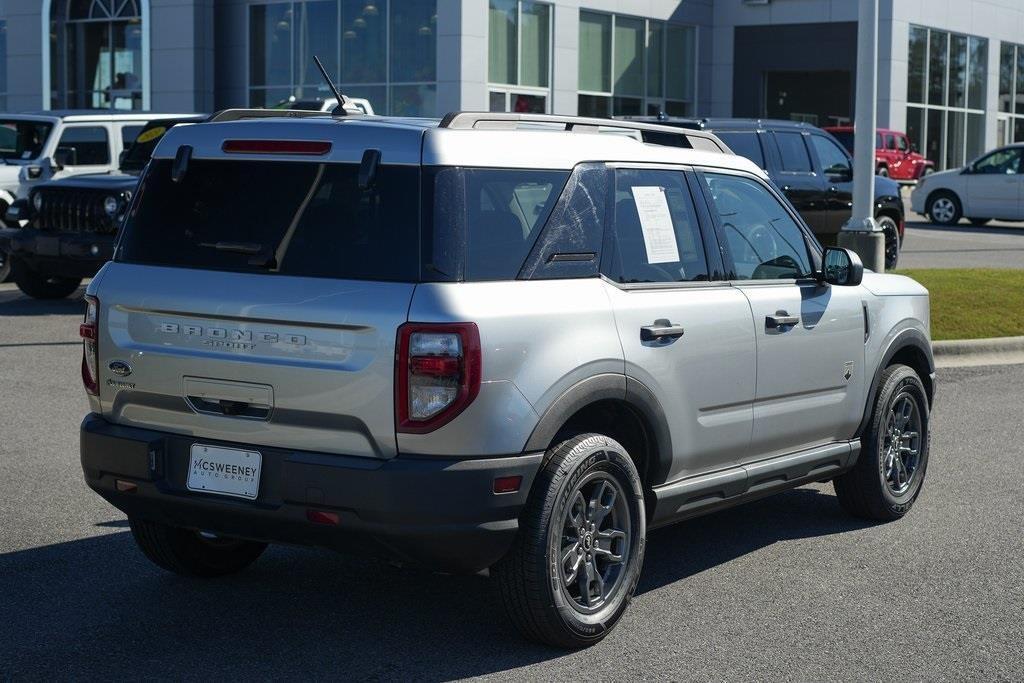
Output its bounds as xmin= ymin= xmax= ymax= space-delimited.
xmin=78 ymin=111 xmax=935 ymax=648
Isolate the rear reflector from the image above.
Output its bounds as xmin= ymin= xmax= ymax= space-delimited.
xmin=115 ymin=480 xmax=138 ymax=493
xmin=493 ymin=475 xmax=522 ymax=495
xmin=221 ymin=139 xmax=332 ymax=156
xmin=306 ymin=509 xmax=340 ymax=526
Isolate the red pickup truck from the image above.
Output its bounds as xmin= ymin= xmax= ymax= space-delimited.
xmin=825 ymin=127 xmax=934 ymax=182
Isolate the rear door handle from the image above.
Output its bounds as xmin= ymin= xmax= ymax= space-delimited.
xmin=766 ymin=312 xmax=800 ymax=329
xmin=640 ymin=319 xmax=685 ymax=341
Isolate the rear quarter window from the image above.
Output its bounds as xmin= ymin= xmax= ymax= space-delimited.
xmin=118 ymin=159 xmax=421 ymax=281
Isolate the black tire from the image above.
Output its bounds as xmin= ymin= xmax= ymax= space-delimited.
xmin=877 ymin=214 xmax=900 ymax=270
xmin=834 ymin=364 xmax=930 ymax=521
xmin=968 ymin=217 xmax=991 ymax=226
xmin=128 ymin=517 xmax=267 ymax=577
xmin=494 ymin=433 xmax=646 ymax=648
xmin=877 ymin=166 xmax=889 ymax=178
xmin=926 ymin=191 xmax=962 ymax=225
xmin=0 ymin=248 xmax=10 ymax=283
xmin=11 ymin=257 xmax=82 ymax=299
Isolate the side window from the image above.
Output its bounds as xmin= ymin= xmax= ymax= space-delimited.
xmin=972 ymin=148 xmax=1023 ymax=175
xmin=56 ymin=126 xmax=110 ymax=166
xmin=703 ymin=173 xmax=813 ymax=281
xmin=604 ymin=169 xmax=709 ymax=284
xmin=520 ymin=164 xmax=610 ymax=280
xmin=716 ymin=131 xmax=765 ymax=169
xmin=121 ymin=125 xmax=144 ymax=147
xmin=772 ymin=132 xmax=812 ymax=173
xmin=810 ymin=135 xmax=851 ymax=176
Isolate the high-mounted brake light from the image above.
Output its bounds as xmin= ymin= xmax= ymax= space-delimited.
xmin=396 ymin=323 xmax=481 ymax=434
xmin=80 ymin=295 xmax=99 ymax=396
xmin=221 ymin=140 xmax=332 ymax=156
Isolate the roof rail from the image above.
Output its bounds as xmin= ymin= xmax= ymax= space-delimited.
xmin=437 ymin=112 xmax=732 ymax=154
xmin=207 ymin=108 xmax=330 ymax=123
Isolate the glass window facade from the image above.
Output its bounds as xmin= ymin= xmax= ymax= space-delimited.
xmin=0 ymin=20 xmax=6 ymax=112
xmin=998 ymin=41 xmax=1024 ymax=142
xmin=249 ymin=0 xmax=437 ymax=116
xmin=907 ymin=25 xmax=987 ymax=170
xmin=578 ymin=11 xmax=696 ymax=118
xmin=488 ymin=1 xmax=551 ymax=113
xmin=49 ymin=0 xmax=144 ymax=110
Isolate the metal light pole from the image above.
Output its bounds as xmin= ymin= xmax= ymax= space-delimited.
xmin=838 ymin=0 xmax=885 ymax=272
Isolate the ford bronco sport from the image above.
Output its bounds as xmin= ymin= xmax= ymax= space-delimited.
xmin=79 ymin=110 xmax=935 ymax=648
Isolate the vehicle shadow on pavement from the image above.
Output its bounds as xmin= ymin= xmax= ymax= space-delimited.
xmin=0 ymin=287 xmax=85 ymax=316
xmin=904 ymin=220 xmax=1024 ymax=238
xmin=0 ymin=487 xmax=870 ymax=679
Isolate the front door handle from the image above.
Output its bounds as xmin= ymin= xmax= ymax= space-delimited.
xmin=640 ymin=319 xmax=685 ymax=341
xmin=766 ymin=311 xmax=800 ymax=329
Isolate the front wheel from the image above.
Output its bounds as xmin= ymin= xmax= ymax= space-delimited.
xmin=834 ymin=364 xmax=930 ymax=521
xmin=877 ymin=166 xmax=889 ymax=178
xmin=494 ymin=433 xmax=646 ymax=648
xmin=0 ymin=248 xmax=10 ymax=283
xmin=927 ymin=192 xmax=962 ymax=225
xmin=11 ymin=257 xmax=82 ymax=299
xmin=129 ymin=517 xmax=268 ymax=577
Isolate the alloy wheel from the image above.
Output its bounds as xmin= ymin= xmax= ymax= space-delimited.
xmin=930 ymin=197 xmax=956 ymax=224
xmin=881 ymin=393 xmax=922 ymax=495
xmin=557 ymin=472 xmax=631 ymax=613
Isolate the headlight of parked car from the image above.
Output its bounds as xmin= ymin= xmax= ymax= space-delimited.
xmin=103 ymin=195 xmax=119 ymax=217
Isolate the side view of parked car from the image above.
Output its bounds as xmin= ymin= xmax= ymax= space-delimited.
xmin=911 ymin=143 xmax=1024 ymax=226
xmin=79 ymin=110 xmax=934 ymax=649
xmin=825 ymin=126 xmax=934 ymax=182
xmin=0 ymin=115 xmax=205 ymax=299
xmin=630 ymin=118 xmax=907 ymax=270
xmin=0 ymin=111 xmax=191 ymax=283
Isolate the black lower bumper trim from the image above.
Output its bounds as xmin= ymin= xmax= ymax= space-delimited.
xmin=4 ymin=227 xmax=113 ymax=277
xmin=80 ymin=414 xmax=542 ymax=573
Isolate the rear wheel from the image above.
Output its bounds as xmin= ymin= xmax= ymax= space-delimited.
xmin=877 ymin=214 xmax=900 ymax=270
xmin=0 ymin=248 xmax=10 ymax=283
xmin=926 ymin=191 xmax=961 ymax=225
xmin=834 ymin=364 xmax=930 ymax=521
xmin=11 ymin=257 xmax=82 ymax=299
xmin=129 ymin=517 xmax=267 ymax=577
xmin=877 ymin=166 xmax=889 ymax=178
xmin=968 ymin=217 xmax=991 ymax=226
xmin=494 ymin=433 xmax=646 ymax=648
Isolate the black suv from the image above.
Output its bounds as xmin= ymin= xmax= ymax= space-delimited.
xmin=1 ymin=115 xmax=205 ymax=299
xmin=628 ymin=118 xmax=906 ymax=269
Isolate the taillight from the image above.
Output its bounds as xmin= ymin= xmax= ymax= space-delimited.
xmin=80 ymin=295 xmax=99 ymax=396
xmin=396 ymin=323 xmax=481 ymax=434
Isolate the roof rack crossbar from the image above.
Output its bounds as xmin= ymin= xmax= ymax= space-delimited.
xmin=208 ymin=108 xmax=330 ymax=123
xmin=437 ymin=112 xmax=730 ymax=153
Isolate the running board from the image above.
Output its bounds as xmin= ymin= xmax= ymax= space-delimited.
xmin=649 ymin=441 xmax=859 ymax=528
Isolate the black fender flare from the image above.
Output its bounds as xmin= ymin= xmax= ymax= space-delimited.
xmin=856 ymin=326 xmax=935 ymax=438
xmin=523 ymin=373 xmax=674 ymax=487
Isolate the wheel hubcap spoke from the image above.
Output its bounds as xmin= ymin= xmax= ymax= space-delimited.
xmin=882 ymin=392 xmax=923 ymax=494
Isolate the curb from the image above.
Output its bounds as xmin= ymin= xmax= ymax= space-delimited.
xmin=932 ymin=335 xmax=1024 ymax=357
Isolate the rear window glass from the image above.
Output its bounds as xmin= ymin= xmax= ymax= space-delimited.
xmin=716 ymin=131 xmax=765 ymax=168
xmin=118 ymin=159 xmax=421 ymax=281
xmin=426 ymin=168 xmax=568 ymax=281
xmin=772 ymin=131 xmax=812 ymax=172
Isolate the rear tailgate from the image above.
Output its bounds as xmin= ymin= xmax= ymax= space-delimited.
xmin=95 ymin=263 xmax=411 ymax=458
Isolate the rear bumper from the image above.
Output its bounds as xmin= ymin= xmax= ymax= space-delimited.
xmin=3 ymin=227 xmax=113 ymax=277
xmin=80 ymin=414 xmax=543 ymax=573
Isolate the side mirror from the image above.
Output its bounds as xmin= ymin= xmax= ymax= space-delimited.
xmin=5 ymin=198 xmax=29 ymax=223
xmin=826 ymin=163 xmax=853 ymax=182
xmin=820 ymin=247 xmax=863 ymax=286
xmin=118 ymin=150 xmax=128 ymax=166
xmin=910 ymin=143 xmax=919 ymax=153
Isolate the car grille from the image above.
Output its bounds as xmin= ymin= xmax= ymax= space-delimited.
xmin=34 ymin=189 xmax=117 ymax=235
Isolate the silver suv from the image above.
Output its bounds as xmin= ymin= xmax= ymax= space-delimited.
xmin=79 ymin=111 xmax=935 ymax=648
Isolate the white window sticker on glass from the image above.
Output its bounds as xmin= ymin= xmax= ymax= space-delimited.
xmin=630 ymin=186 xmax=680 ymax=264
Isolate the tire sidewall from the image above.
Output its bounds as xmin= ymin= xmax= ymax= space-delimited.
xmin=928 ymin=192 xmax=961 ymax=225
xmin=870 ymin=370 xmax=930 ymax=515
xmin=544 ymin=436 xmax=646 ymax=642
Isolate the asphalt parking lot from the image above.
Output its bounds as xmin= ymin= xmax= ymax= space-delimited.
xmin=1 ymin=282 xmax=1022 ymax=680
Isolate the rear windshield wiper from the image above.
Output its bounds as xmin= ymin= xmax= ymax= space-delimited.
xmin=198 ymin=241 xmax=265 ymax=255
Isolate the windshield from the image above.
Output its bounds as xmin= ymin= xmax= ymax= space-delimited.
xmin=0 ymin=120 xmax=54 ymax=161
xmin=830 ymin=131 xmax=855 ymax=154
xmin=120 ymin=120 xmax=192 ymax=172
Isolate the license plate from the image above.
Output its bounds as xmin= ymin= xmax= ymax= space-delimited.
xmin=35 ymin=236 xmax=60 ymax=256
xmin=187 ymin=444 xmax=262 ymax=500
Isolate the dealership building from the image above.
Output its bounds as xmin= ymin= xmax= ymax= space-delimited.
xmin=0 ymin=0 xmax=1023 ymax=169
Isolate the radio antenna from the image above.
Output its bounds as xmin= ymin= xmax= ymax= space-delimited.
xmin=312 ymin=55 xmax=349 ymax=116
